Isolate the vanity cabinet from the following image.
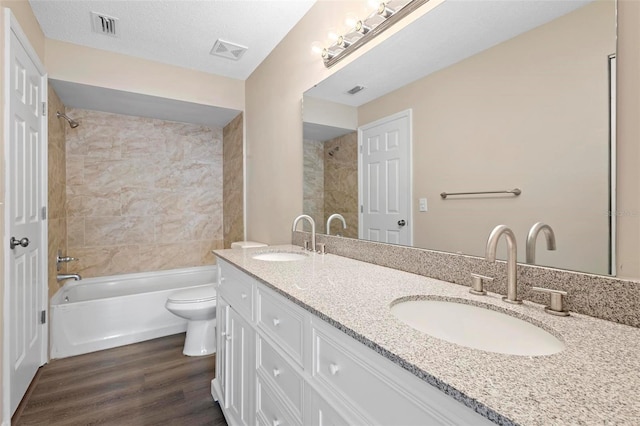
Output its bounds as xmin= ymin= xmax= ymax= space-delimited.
xmin=212 ymin=259 xmax=492 ymax=426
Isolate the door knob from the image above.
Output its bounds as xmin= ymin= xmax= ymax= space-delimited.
xmin=10 ymin=237 xmax=29 ymax=249
xmin=397 ymin=220 xmax=406 ymax=227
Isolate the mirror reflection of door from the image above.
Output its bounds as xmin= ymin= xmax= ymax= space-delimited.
xmin=359 ymin=110 xmax=412 ymax=246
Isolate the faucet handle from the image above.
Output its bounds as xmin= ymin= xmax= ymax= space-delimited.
xmin=531 ymin=287 xmax=569 ymax=316
xmin=469 ymin=273 xmax=493 ymax=295
xmin=317 ymin=243 xmax=326 ymax=255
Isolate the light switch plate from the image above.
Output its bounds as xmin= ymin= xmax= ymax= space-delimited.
xmin=419 ymin=198 xmax=428 ymax=212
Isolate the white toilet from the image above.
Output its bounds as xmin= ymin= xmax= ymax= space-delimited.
xmin=165 ymin=285 xmax=218 ymax=356
xmin=165 ymin=241 xmax=267 ymax=356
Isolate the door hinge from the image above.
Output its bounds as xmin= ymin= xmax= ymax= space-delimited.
xmin=42 ymin=102 xmax=47 ymax=116
xmin=360 ymin=205 xmax=363 ymax=213
xmin=40 ymin=310 xmax=46 ymax=324
xmin=41 ymin=206 xmax=47 ymax=220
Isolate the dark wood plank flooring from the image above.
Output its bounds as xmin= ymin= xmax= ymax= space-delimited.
xmin=12 ymin=333 xmax=227 ymax=425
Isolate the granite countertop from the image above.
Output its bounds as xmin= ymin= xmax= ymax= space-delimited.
xmin=213 ymin=245 xmax=640 ymax=426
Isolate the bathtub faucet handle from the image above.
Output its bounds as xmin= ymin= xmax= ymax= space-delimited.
xmin=56 ymin=251 xmax=79 ymax=271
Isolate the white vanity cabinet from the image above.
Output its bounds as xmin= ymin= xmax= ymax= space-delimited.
xmin=212 ymin=259 xmax=494 ymax=426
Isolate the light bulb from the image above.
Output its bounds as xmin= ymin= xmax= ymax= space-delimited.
xmin=327 ymin=28 xmax=339 ymax=42
xmin=367 ymin=0 xmax=381 ymax=10
xmin=311 ymin=41 xmax=324 ymax=55
xmin=345 ymin=13 xmax=358 ymax=28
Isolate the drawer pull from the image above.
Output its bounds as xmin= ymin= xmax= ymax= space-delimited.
xmin=329 ymin=363 xmax=340 ymax=375
xmin=273 ymin=419 xmax=281 ymax=426
xmin=272 ymin=318 xmax=281 ymax=326
xmin=241 ymin=292 xmax=248 ymax=299
xmin=273 ymin=368 xmax=281 ymax=378
xmin=220 ymin=276 xmax=226 ymax=282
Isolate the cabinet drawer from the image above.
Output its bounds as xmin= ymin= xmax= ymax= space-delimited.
xmin=256 ymin=375 xmax=300 ymax=426
xmin=308 ymin=391 xmax=356 ymax=426
xmin=257 ymin=336 xmax=304 ymax=420
xmin=218 ymin=262 xmax=254 ymax=321
xmin=257 ymin=287 xmax=304 ymax=366
xmin=311 ymin=320 xmax=476 ymax=425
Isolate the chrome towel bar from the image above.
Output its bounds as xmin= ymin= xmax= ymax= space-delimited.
xmin=440 ymin=188 xmax=521 ymax=199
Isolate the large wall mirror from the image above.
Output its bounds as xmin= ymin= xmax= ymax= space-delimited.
xmin=302 ymin=0 xmax=617 ymax=276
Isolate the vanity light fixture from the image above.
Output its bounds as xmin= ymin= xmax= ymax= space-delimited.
xmin=319 ymin=0 xmax=429 ymax=68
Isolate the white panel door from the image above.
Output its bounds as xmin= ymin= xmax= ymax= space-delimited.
xmin=7 ymin=28 xmax=46 ymax=416
xmin=359 ymin=111 xmax=411 ymax=245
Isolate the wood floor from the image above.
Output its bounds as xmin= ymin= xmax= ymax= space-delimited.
xmin=12 ymin=334 xmax=227 ymax=426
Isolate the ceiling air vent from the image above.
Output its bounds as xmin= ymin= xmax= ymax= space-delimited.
xmin=91 ymin=12 xmax=119 ymax=37
xmin=347 ymin=85 xmax=366 ymax=95
xmin=210 ymin=39 xmax=248 ymax=61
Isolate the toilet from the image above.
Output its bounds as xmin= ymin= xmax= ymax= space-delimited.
xmin=165 ymin=285 xmax=218 ymax=356
xmin=165 ymin=241 xmax=267 ymax=356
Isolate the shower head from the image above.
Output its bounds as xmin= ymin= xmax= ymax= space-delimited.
xmin=56 ymin=111 xmax=79 ymax=128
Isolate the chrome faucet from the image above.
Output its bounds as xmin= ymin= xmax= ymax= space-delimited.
xmin=326 ymin=213 xmax=346 ymax=236
xmin=57 ymin=273 xmax=82 ymax=282
xmin=292 ymin=214 xmax=316 ymax=252
xmin=526 ymin=222 xmax=556 ymax=264
xmin=485 ymin=225 xmax=522 ymax=304
xmin=56 ymin=250 xmax=78 ymax=271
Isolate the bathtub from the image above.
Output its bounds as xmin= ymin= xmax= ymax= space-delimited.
xmin=50 ymin=265 xmax=217 ymax=359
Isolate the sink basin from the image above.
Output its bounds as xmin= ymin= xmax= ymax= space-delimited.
xmin=390 ymin=299 xmax=565 ymax=356
xmin=252 ymin=251 xmax=308 ymax=262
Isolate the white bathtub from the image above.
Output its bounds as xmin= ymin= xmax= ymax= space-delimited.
xmin=50 ymin=265 xmax=217 ymax=359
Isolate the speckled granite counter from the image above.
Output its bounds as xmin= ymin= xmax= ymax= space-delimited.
xmin=213 ymin=245 xmax=640 ymax=426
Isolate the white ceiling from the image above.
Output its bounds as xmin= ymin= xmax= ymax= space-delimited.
xmin=29 ymin=0 xmax=316 ymax=80
xmin=305 ymin=0 xmax=592 ymax=108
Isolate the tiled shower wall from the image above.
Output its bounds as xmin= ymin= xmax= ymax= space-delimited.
xmin=303 ymin=132 xmax=358 ymax=237
xmin=223 ymin=113 xmax=244 ymax=248
xmin=65 ymin=108 xmax=224 ymax=278
xmin=303 ymin=139 xmax=325 ymax=233
xmin=47 ymin=88 xmax=67 ymax=297
xmin=324 ymin=132 xmax=357 ymax=238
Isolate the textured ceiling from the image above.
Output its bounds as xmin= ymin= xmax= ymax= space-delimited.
xmin=29 ymin=0 xmax=316 ymax=80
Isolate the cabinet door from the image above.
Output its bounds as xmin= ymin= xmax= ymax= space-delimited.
xmin=227 ymin=306 xmax=255 ymax=426
xmin=216 ymin=298 xmax=229 ymax=406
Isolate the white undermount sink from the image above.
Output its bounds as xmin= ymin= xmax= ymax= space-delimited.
xmin=391 ymin=299 xmax=565 ymax=356
xmin=252 ymin=251 xmax=308 ymax=262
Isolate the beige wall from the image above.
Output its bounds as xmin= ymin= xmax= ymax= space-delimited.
xmin=0 ymin=0 xmax=45 ymax=419
xmin=223 ymin=113 xmax=244 ymax=248
xmin=45 ymin=39 xmax=245 ymax=112
xmin=65 ymin=108 xmax=223 ymax=278
xmin=357 ymin=1 xmax=615 ymax=274
xmin=47 ymin=87 xmax=67 ymax=298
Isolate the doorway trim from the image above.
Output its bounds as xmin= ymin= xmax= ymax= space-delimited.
xmin=2 ymin=9 xmax=49 ymax=425
xmin=358 ymin=109 xmax=413 ymax=246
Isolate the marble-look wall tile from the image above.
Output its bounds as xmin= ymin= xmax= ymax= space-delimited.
xmin=324 ymin=132 xmax=358 ymax=238
xmin=65 ymin=108 xmax=224 ymax=278
xmin=47 ymin=88 xmax=67 ymax=296
xmin=303 ymin=139 xmax=325 ymax=233
xmin=223 ymin=113 xmax=244 ymax=248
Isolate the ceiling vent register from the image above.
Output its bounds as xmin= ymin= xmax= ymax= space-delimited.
xmin=210 ymin=39 xmax=248 ymax=61
xmin=91 ymin=12 xmax=119 ymax=37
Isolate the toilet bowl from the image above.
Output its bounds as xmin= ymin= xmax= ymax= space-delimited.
xmin=165 ymin=285 xmax=217 ymax=356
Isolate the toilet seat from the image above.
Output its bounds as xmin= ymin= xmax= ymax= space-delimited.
xmin=168 ymin=285 xmax=216 ymax=304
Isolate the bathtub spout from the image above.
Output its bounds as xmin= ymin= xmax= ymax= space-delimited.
xmin=57 ymin=273 xmax=82 ymax=282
